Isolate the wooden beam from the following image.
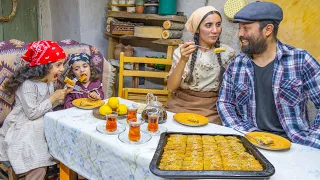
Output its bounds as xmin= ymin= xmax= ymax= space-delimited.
xmin=107 ymin=11 xmax=187 ymax=23
xmin=107 ymin=4 xmax=135 ymax=7
xmin=152 ymin=39 xmax=183 ymax=45
xmin=107 ymin=37 xmax=119 ymax=59
xmin=125 ymin=88 xmax=169 ymax=94
xmin=123 ymin=70 xmax=168 ymax=78
xmin=105 ymin=32 xmax=183 ymax=46
xmin=123 ymin=57 xmax=172 ymax=65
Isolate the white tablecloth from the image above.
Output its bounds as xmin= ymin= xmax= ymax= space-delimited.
xmin=44 ymin=98 xmax=320 ymax=180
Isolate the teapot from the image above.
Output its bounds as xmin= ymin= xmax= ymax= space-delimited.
xmin=141 ymin=93 xmax=167 ymax=124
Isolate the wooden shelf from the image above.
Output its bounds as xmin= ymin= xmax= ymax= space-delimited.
xmin=107 ymin=4 xmax=135 ymax=7
xmin=152 ymin=39 xmax=183 ymax=46
xmin=107 ymin=11 xmax=187 ymax=23
xmin=104 ymin=32 xmax=182 ymax=45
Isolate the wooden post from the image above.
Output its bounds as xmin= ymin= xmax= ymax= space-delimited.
xmin=107 ymin=37 xmax=119 ymax=60
xmin=132 ymin=63 xmax=139 ymax=88
xmin=118 ymin=52 xmax=125 ymax=98
xmin=8 ymin=167 xmax=19 ymax=180
xmin=60 ymin=163 xmax=76 ymax=180
xmin=163 ymin=45 xmax=177 ymax=91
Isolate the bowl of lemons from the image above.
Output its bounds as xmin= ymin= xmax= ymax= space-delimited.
xmin=92 ymin=97 xmax=128 ymax=120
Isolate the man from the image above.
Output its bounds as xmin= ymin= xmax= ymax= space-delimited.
xmin=217 ymin=2 xmax=320 ymax=149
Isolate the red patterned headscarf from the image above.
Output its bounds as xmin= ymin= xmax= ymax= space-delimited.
xmin=22 ymin=40 xmax=66 ymax=67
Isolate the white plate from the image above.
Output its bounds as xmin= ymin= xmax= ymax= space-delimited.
xmin=96 ymin=122 xmax=126 ymax=135
xmin=118 ymin=130 xmax=152 ymax=145
xmin=140 ymin=124 xmax=167 ymax=136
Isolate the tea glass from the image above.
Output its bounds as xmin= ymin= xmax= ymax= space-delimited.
xmin=126 ymin=105 xmax=138 ymax=124
xmin=128 ymin=119 xmax=142 ymax=142
xmin=106 ymin=111 xmax=118 ymax=132
xmin=147 ymin=111 xmax=159 ymax=133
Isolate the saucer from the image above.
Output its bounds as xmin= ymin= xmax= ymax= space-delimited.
xmin=140 ymin=124 xmax=167 ymax=136
xmin=118 ymin=130 xmax=152 ymax=145
xmin=96 ymin=122 xmax=126 ymax=135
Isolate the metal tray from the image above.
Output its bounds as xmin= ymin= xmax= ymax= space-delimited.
xmin=149 ymin=132 xmax=275 ymax=179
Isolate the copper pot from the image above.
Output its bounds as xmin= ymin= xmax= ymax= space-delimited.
xmin=136 ymin=5 xmax=144 ymax=14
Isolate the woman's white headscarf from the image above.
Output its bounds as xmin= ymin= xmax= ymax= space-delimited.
xmin=185 ymin=6 xmax=218 ymax=33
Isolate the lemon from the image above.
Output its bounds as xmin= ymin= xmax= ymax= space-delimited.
xmin=108 ymin=97 xmax=119 ymax=110
xmin=99 ymin=105 xmax=112 ymax=115
xmin=117 ymin=104 xmax=128 ymax=115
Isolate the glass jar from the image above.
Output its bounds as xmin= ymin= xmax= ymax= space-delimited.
xmin=141 ymin=93 xmax=167 ymax=124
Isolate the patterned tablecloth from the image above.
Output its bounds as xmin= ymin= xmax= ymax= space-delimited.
xmin=44 ymin=98 xmax=320 ymax=180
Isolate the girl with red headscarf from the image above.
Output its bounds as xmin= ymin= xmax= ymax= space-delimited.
xmin=0 ymin=40 xmax=72 ymax=179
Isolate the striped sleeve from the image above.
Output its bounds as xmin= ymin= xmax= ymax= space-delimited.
xmin=17 ymin=81 xmax=52 ymax=120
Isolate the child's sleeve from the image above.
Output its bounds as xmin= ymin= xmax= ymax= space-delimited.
xmin=97 ymin=82 xmax=104 ymax=99
xmin=17 ymin=81 xmax=52 ymax=120
xmin=64 ymin=93 xmax=74 ymax=109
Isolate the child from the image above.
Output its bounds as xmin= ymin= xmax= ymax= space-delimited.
xmin=64 ymin=53 xmax=104 ymax=108
xmin=0 ymin=40 xmax=72 ymax=179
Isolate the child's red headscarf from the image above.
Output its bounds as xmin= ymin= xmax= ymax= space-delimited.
xmin=22 ymin=40 xmax=66 ymax=67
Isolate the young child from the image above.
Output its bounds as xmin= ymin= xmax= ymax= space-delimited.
xmin=64 ymin=53 xmax=104 ymax=108
xmin=0 ymin=40 xmax=72 ymax=179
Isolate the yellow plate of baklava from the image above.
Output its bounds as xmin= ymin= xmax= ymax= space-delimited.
xmin=173 ymin=113 xmax=209 ymax=127
xmin=72 ymin=98 xmax=105 ymax=109
xmin=246 ymin=132 xmax=291 ymax=151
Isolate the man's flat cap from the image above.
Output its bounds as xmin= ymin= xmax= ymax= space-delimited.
xmin=233 ymin=2 xmax=283 ymax=24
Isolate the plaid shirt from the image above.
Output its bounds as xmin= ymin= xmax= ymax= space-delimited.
xmin=217 ymin=40 xmax=320 ymax=149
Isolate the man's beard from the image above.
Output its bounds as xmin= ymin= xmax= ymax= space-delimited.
xmin=240 ymin=33 xmax=268 ymax=55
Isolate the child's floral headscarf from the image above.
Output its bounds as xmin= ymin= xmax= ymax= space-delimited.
xmin=68 ymin=53 xmax=91 ymax=66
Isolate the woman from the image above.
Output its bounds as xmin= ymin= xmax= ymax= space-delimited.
xmin=166 ymin=6 xmax=235 ymax=124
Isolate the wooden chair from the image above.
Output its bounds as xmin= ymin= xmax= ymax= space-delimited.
xmin=118 ymin=47 xmax=174 ymax=104
xmin=0 ymin=161 xmax=19 ymax=180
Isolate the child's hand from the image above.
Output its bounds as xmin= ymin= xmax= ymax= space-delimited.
xmin=50 ymin=89 xmax=68 ymax=103
xmin=64 ymin=84 xmax=74 ymax=94
xmin=88 ymin=91 xmax=101 ymax=100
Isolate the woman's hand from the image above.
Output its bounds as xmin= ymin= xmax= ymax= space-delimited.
xmin=89 ymin=91 xmax=101 ymax=100
xmin=180 ymin=41 xmax=197 ymax=62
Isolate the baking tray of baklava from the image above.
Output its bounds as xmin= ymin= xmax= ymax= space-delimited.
xmin=149 ymin=132 xmax=275 ymax=179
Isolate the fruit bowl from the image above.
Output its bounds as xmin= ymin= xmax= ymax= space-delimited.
xmin=92 ymin=107 xmax=127 ymax=120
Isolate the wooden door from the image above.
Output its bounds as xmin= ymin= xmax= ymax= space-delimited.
xmin=0 ymin=0 xmax=38 ymax=42
xmin=266 ymin=0 xmax=320 ymax=60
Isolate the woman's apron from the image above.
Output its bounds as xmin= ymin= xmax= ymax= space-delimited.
xmin=165 ymin=88 xmax=221 ymax=125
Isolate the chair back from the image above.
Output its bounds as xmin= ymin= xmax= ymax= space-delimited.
xmin=118 ymin=52 xmax=172 ymax=104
